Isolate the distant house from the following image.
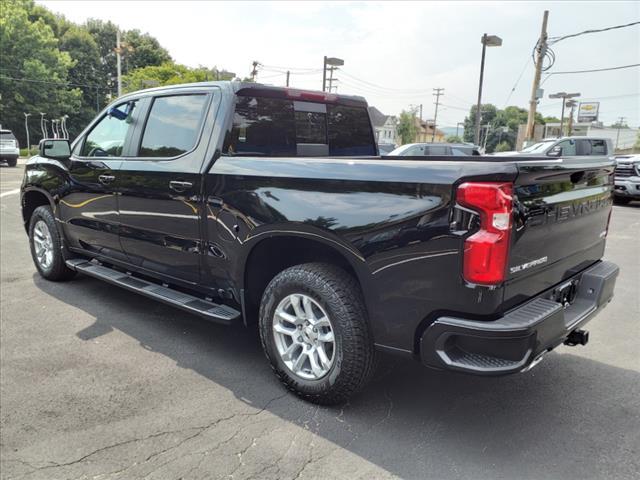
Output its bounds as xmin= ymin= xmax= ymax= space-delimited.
xmin=414 ymin=118 xmax=446 ymax=143
xmin=368 ymin=106 xmax=397 ymax=145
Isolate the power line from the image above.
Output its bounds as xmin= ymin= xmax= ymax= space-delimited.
xmin=0 ymin=75 xmax=109 ymax=90
xmin=543 ymin=63 xmax=640 ymax=77
xmin=504 ymin=57 xmax=531 ymax=106
xmin=339 ymin=70 xmax=434 ymax=93
xmin=548 ymin=21 xmax=640 ymax=45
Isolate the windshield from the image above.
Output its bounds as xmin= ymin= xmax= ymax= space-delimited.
xmin=387 ymin=144 xmax=417 ymax=156
xmin=521 ymin=140 xmax=555 ymax=153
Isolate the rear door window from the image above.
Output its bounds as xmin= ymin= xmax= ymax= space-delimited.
xmin=139 ymin=94 xmax=209 ymax=157
xmin=451 ymin=147 xmax=472 ymax=156
xmin=576 ymin=139 xmax=592 ymax=156
xmin=425 ymin=145 xmax=449 ymax=155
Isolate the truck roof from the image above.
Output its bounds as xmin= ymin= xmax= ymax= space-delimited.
xmin=119 ymin=81 xmax=368 ymax=107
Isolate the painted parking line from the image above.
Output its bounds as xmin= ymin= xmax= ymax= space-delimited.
xmin=0 ymin=189 xmax=20 ymax=198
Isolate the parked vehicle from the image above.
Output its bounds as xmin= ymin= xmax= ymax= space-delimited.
xmin=377 ymin=143 xmax=396 ymax=155
xmin=388 ymin=142 xmax=481 ymax=156
xmin=0 ymin=129 xmax=20 ymax=167
xmin=21 ymin=82 xmax=619 ymax=404
xmin=613 ymin=154 xmax=640 ymax=204
xmin=493 ymin=136 xmax=613 ymax=157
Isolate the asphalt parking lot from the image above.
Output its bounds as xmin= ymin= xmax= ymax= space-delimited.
xmin=1 ymin=161 xmax=639 ymax=480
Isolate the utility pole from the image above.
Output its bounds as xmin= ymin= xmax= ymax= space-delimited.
xmin=23 ymin=113 xmax=31 ymax=156
xmin=456 ymin=122 xmax=464 ymax=138
xmin=566 ymin=99 xmax=578 ymax=135
xmin=615 ymin=116 xmax=626 ymax=149
xmin=322 ymin=56 xmax=344 ymax=92
xmin=419 ymin=104 xmax=423 ymax=121
xmin=116 ymin=30 xmax=122 ymax=97
xmin=250 ymin=61 xmax=259 ymax=82
xmin=482 ymin=123 xmax=491 ymax=150
xmin=322 ymin=56 xmax=327 ymax=91
xmin=525 ymin=10 xmax=549 ymax=143
xmin=286 ymin=70 xmax=290 ymax=87
xmin=432 ymin=88 xmax=444 ymax=142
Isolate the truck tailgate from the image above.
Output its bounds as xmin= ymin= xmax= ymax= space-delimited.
xmin=503 ymin=157 xmax=615 ymax=308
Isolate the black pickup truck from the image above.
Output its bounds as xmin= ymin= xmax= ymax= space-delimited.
xmin=21 ymin=82 xmax=619 ymax=404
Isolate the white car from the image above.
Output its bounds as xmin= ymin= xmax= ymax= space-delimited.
xmin=0 ymin=129 xmax=20 ymax=167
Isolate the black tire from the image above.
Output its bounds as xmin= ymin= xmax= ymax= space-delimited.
xmin=613 ymin=196 xmax=631 ymax=205
xmin=28 ymin=205 xmax=76 ymax=281
xmin=7 ymin=157 xmax=17 ymax=167
xmin=259 ymin=263 xmax=376 ymax=405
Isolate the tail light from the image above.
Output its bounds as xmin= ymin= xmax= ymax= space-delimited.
xmin=457 ymin=182 xmax=514 ymax=285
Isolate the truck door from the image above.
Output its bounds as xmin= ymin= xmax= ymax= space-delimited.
xmin=60 ymin=100 xmax=139 ymax=261
xmin=116 ymin=87 xmax=219 ymax=284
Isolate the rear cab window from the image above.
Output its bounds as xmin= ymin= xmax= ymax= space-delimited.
xmin=223 ymin=93 xmax=376 ymax=157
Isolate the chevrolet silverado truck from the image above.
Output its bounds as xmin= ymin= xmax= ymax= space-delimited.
xmin=21 ymin=82 xmax=619 ymax=404
xmin=613 ymin=154 xmax=640 ymax=204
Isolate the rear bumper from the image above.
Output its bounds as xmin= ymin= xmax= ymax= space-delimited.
xmin=614 ymin=178 xmax=640 ymax=198
xmin=0 ymin=152 xmax=19 ymax=161
xmin=420 ymin=260 xmax=619 ymax=375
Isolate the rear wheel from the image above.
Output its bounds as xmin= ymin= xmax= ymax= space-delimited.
xmin=28 ymin=206 xmax=76 ymax=281
xmin=259 ymin=263 xmax=376 ymax=405
xmin=7 ymin=157 xmax=17 ymax=167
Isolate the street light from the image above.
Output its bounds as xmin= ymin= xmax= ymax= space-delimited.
xmin=474 ymin=34 xmax=503 ymax=146
xmin=549 ymin=92 xmax=580 ymax=137
xmin=23 ymin=113 xmax=31 ymax=157
xmin=323 ymin=56 xmax=344 ymax=92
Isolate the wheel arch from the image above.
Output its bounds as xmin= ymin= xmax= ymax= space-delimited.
xmin=240 ymin=230 xmax=371 ymax=326
xmin=21 ymin=187 xmax=56 ymax=233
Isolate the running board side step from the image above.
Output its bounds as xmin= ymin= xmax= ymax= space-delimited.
xmin=65 ymin=259 xmax=240 ymax=325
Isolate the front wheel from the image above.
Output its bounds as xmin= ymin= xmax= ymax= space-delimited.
xmin=259 ymin=263 xmax=376 ymax=405
xmin=28 ymin=205 xmax=76 ymax=281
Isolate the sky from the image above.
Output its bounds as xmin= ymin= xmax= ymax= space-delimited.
xmin=39 ymin=1 xmax=640 ymax=129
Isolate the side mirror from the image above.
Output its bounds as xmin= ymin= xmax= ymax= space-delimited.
xmin=547 ymin=145 xmax=563 ymax=157
xmin=39 ymin=139 xmax=71 ymax=160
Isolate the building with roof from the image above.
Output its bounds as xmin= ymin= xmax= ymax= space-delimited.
xmin=368 ymin=106 xmax=397 ymax=146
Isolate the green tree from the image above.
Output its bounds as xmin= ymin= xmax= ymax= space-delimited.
xmin=122 ymin=62 xmax=234 ymax=93
xmin=445 ymin=135 xmax=463 ymax=143
xmin=396 ymin=110 xmax=417 ymax=145
xmin=462 ymin=104 xmax=498 ymax=144
xmin=463 ymin=103 xmax=547 ymax=153
xmin=0 ymin=0 xmax=82 ymax=146
xmin=495 ymin=141 xmax=512 ymax=152
xmin=122 ymin=29 xmax=171 ymax=72
xmin=59 ymin=26 xmax=102 ymax=137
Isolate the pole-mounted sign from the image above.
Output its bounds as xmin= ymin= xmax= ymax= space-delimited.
xmin=577 ymin=102 xmax=599 ymax=123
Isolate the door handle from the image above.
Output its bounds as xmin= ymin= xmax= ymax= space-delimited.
xmin=169 ymin=180 xmax=193 ymax=192
xmin=98 ymin=174 xmax=115 ymax=184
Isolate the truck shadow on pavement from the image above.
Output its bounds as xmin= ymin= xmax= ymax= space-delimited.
xmin=34 ymin=273 xmax=640 ymax=479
